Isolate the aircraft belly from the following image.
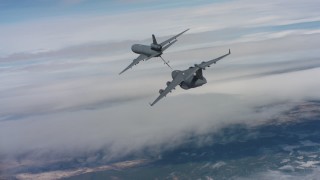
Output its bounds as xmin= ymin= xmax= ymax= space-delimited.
xmin=180 ymin=76 xmax=207 ymax=89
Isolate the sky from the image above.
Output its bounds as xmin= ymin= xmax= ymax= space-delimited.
xmin=1 ymin=0 xmax=320 ymax=176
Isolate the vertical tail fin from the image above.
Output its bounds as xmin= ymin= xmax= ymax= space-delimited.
xmin=196 ymin=69 xmax=203 ymax=79
xmin=152 ymin=34 xmax=158 ymax=44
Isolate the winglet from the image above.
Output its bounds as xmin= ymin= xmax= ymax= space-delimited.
xmin=149 ymin=102 xmax=153 ymax=106
xmin=229 ymin=49 xmax=231 ymax=54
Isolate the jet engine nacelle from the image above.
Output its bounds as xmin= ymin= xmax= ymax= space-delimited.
xmin=150 ymin=44 xmax=162 ymax=51
xmin=159 ymin=89 xmax=164 ymax=94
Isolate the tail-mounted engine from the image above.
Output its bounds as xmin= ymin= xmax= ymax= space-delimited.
xmin=151 ymin=34 xmax=162 ymax=51
xmin=151 ymin=43 xmax=162 ymax=51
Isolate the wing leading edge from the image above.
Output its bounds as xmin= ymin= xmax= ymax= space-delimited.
xmin=161 ymin=39 xmax=177 ymax=52
xmin=119 ymin=54 xmax=147 ymax=75
xmin=150 ymin=72 xmax=184 ymax=106
xmin=119 ymin=52 xmax=161 ymax=75
xmin=160 ymin=29 xmax=189 ymax=46
xmin=197 ymin=49 xmax=231 ymax=69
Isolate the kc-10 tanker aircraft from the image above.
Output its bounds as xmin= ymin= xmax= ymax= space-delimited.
xmin=150 ymin=49 xmax=231 ymax=106
xmin=119 ymin=29 xmax=189 ymax=75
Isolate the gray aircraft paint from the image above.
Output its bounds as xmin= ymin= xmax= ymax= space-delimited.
xmin=119 ymin=29 xmax=189 ymax=75
xmin=150 ymin=49 xmax=231 ymax=106
xmin=131 ymin=44 xmax=160 ymax=57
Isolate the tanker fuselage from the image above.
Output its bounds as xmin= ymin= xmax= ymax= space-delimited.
xmin=131 ymin=44 xmax=162 ymax=57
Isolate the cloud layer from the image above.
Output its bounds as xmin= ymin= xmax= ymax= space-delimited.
xmin=0 ymin=1 xmax=320 ymax=177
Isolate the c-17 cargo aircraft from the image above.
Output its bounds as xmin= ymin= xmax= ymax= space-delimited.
xmin=150 ymin=49 xmax=231 ymax=106
xmin=119 ymin=29 xmax=189 ymax=75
